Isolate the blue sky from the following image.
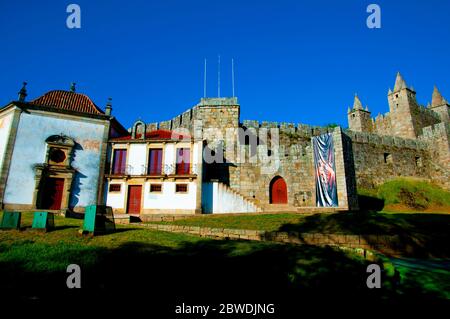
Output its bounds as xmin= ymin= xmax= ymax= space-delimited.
xmin=0 ymin=0 xmax=449 ymax=129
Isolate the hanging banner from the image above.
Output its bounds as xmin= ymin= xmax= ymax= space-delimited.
xmin=313 ymin=133 xmax=338 ymax=207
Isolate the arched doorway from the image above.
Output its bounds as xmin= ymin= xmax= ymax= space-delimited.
xmin=270 ymin=176 xmax=288 ymax=204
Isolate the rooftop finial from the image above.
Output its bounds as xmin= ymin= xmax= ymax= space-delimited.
xmin=70 ymin=82 xmax=76 ymax=92
xmin=18 ymin=81 xmax=27 ymax=102
xmin=105 ymin=97 xmax=112 ymax=115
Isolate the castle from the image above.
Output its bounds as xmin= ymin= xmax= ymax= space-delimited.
xmin=0 ymin=73 xmax=448 ymax=216
xmin=347 ymin=72 xmax=449 ymax=191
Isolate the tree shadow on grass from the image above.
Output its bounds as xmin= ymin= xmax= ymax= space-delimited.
xmin=358 ymin=194 xmax=385 ymax=211
xmin=0 ymin=235 xmax=446 ymax=313
xmin=277 ymin=211 xmax=450 ymax=258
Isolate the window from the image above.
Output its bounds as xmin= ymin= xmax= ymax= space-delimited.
xmin=383 ymin=153 xmax=392 ymax=164
xmin=109 ymin=184 xmax=121 ymax=192
xmin=175 ymin=184 xmax=188 ymax=193
xmin=49 ymin=148 xmax=66 ymax=163
xmin=150 ymin=184 xmax=162 ymax=192
xmin=112 ymin=149 xmax=127 ymax=174
xmin=176 ymin=148 xmax=190 ymax=175
xmin=415 ymin=156 xmax=422 ymax=168
xmin=148 ymin=148 xmax=163 ymax=175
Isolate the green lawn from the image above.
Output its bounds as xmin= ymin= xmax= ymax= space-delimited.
xmin=0 ymin=212 xmax=206 ymax=272
xmin=147 ymin=211 xmax=449 ymax=234
xmin=359 ymin=178 xmax=450 ymax=212
xmin=148 ymin=213 xmax=307 ymax=232
xmin=147 ymin=211 xmax=450 ymax=258
xmin=0 ymin=212 xmax=448 ymax=304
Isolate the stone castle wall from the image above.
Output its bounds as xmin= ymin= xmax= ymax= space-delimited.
xmin=418 ymin=122 xmax=450 ymax=190
xmin=371 ymin=103 xmax=441 ymax=138
xmin=345 ymin=129 xmax=431 ymax=189
xmin=139 ymin=89 xmax=450 ymax=211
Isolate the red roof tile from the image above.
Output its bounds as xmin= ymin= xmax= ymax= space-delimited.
xmin=113 ymin=129 xmax=191 ymax=141
xmin=31 ymin=90 xmax=104 ymax=115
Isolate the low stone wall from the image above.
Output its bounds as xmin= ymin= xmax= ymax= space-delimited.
xmin=136 ymin=223 xmax=402 ymax=255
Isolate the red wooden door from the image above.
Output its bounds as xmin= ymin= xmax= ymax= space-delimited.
xmin=127 ymin=185 xmax=142 ymax=214
xmin=270 ymin=177 xmax=288 ymax=204
xmin=41 ymin=178 xmax=64 ymax=210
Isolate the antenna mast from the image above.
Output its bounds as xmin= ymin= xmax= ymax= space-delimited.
xmin=204 ymin=58 xmax=207 ymax=98
xmin=218 ymin=55 xmax=221 ymax=97
xmin=232 ymin=58 xmax=235 ymax=97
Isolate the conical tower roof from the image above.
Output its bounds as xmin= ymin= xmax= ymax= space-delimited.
xmin=353 ymin=94 xmax=363 ymax=110
xmin=393 ymin=72 xmax=407 ymax=91
xmin=431 ymin=85 xmax=445 ymax=107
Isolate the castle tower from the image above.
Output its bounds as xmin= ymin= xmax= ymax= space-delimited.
xmin=430 ymin=85 xmax=450 ymax=123
xmin=347 ymin=94 xmax=372 ymax=132
xmin=387 ymin=72 xmax=420 ymax=138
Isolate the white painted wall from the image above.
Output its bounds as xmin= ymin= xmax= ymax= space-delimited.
xmin=106 ymin=181 xmax=197 ymax=211
xmin=164 ymin=144 xmax=175 ymax=174
xmin=192 ymin=141 xmax=200 ymax=174
xmin=106 ymin=181 xmax=126 ymax=209
xmin=4 ymin=112 xmax=106 ymax=207
xmin=202 ymin=182 xmax=258 ymax=213
xmin=0 ymin=110 xmax=14 ymax=173
xmin=128 ymin=144 xmax=147 ymax=175
xmin=143 ymin=181 xmax=196 ymax=210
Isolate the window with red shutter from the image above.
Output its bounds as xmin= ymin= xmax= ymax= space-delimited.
xmin=112 ymin=149 xmax=127 ymax=175
xmin=176 ymin=148 xmax=190 ymax=175
xmin=148 ymin=148 xmax=163 ymax=175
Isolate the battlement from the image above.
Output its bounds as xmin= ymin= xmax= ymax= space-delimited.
xmin=241 ymin=120 xmax=332 ymax=137
xmin=344 ymin=129 xmax=428 ymax=150
xmin=197 ymin=97 xmax=239 ymax=107
xmin=238 ymin=142 xmax=311 ymax=159
xmin=419 ymin=122 xmax=450 ymax=140
xmin=419 ymin=105 xmax=442 ymax=121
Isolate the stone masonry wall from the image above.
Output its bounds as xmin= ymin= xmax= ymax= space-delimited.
xmin=418 ymin=123 xmax=450 ymax=190
xmin=346 ymin=129 xmax=432 ymax=189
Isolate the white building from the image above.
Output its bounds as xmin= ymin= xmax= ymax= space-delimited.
xmin=105 ymin=121 xmax=260 ymax=215
xmin=105 ymin=124 xmax=203 ymax=215
xmin=0 ymin=83 xmax=127 ymax=213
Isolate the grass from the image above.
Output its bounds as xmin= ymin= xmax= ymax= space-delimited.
xmin=148 ymin=211 xmax=449 ymax=234
xmin=0 ymin=212 xmax=449 ymax=305
xmin=359 ymin=178 xmax=450 ymax=212
xmin=147 ymin=211 xmax=450 ymax=257
xmin=148 ymin=213 xmax=307 ymax=232
xmin=0 ymin=212 xmax=206 ymax=272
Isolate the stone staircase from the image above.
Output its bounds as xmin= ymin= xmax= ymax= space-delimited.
xmin=261 ymin=203 xmax=299 ymax=213
xmin=217 ymin=182 xmax=263 ymax=213
xmin=203 ymin=182 xmax=262 ymax=213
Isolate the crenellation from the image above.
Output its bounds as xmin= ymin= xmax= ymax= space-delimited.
xmin=261 ymin=121 xmax=278 ymax=128
xmin=393 ymin=137 xmax=405 ymax=147
xmin=242 ymin=120 xmax=260 ymax=128
xmin=146 ymin=122 xmax=159 ymax=132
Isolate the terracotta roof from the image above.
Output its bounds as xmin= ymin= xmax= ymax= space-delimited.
xmin=113 ymin=129 xmax=191 ymax=141
xmin=31 ymin=90 xmax=104 ymax=115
